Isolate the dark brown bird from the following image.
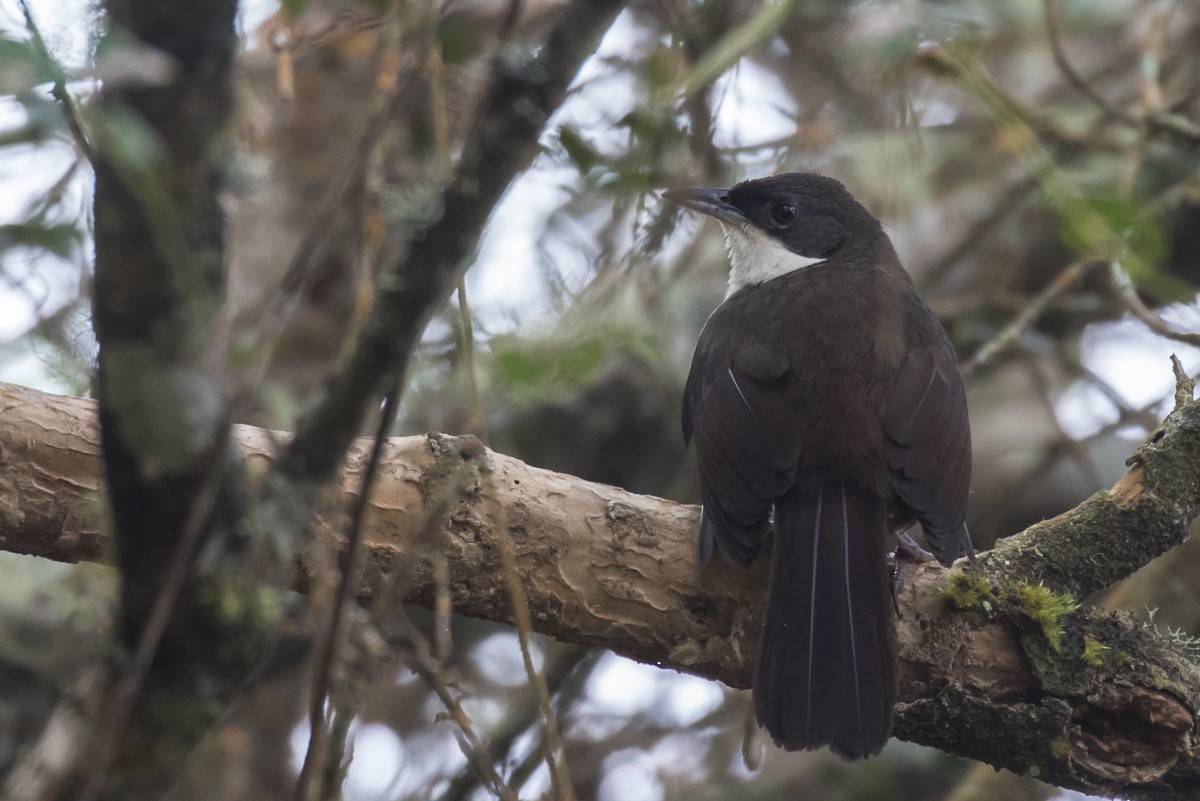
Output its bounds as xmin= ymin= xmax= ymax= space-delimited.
xmin=666 ymin=173 xmax=973 ymax=758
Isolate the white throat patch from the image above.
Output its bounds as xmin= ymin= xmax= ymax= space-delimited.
xmin=719 ymin=222 xmax=825 ymax=297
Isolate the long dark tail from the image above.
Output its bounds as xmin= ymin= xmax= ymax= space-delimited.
xmin=754 ymin=478 xmax=896 ymax=758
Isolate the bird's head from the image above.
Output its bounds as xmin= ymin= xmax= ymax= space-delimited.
xmin=664 ymin=173 xmax=885 ymax=296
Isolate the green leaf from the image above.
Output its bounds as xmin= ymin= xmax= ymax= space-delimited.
xmin=0 ymin=37 xmax=55 ymax=96
xmin=558 ymin=126 xmax=600 ymax=173
xmin=494 ymin=348 xmax=552 ymax=387
xmin=556 ymin=338 xmax=605 ymax=384
xmin=492 ymin=337 xmax=611 ymax=395
xmin=1059 ymin=194 xmax=1193 ymax=299
xmin=280 ymin=0 xmax=309 ymax=19
xmin=1061 ymin=195 xmax=1166 ymax=266
xmin=0 ymin=222 xmax=81 ymax=258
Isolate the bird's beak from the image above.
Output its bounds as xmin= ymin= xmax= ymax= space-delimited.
xmin=662 ymin=187 xmax=747 ymax=224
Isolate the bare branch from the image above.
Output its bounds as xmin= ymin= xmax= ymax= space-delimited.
xmin=4 ymin=379 xmax=1200 ymax=798
xmin=1043 ymin=0 xmax=1131 ymax=123
xmin=294 ymin=389 xmax=401 ymax=801
xmin=1171 ymin=353 xmax=1196 ymax=410
xmin=1043 ymin=0 xmax=1200 ymax=148
xmin=1110 ymin=261 xmax=1200 ymax=348
xmin=962 ymin=260 xmax=1097 ymax=378
xmin=397 ymin=609 xmax=520 ymax=801
xmin=671 ymin=0 xmax=800 ymax=98
xmin=480 ymin=462 xmax=575 ymax=800
xmin=18 ymin=0 xmax=96 ymax=162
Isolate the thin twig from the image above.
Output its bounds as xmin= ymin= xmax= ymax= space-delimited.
xmin=397 ymin=609 xmax=520 ymax=801
xmin=962 ymin=261 xmax=1097 ymax=378
xmin=1022 ymin=346 xmax=1105 ymax=490
xmin=1075 ymin=363 xmax=1160 ymax=431
xmin=18 ymin=0 xmax=96 ymax=162
xmin=1138 ymin=1 xmax=1171 ymax=116
xmin=1043 ymin=0 xmax=1200 ymax=148
xmin=233 ymin=68 xmax=419 ymax=417
xmin=433 ymin=554 xmax=452 ymax=664
xmin=1043 ymin=0 xmax=1130 ymax=123
xmin=1118 ymin=2 xmax=1172 ymax=196
xmin=498 ymin=0 xmax=525 ymax=42
xmin=671 ymin=0 xmax=800 ymax=98
xmin=454 ymin=282 xmax=487 ymax=439
xmin=268 ymin=9 xmax=386 ymax=59
xmin=317 ymin=704 xmax=354 ymax=801
xmin=1171 ymin=353 xmax=1195 ymax=410
xmin=425 ymin=37 xmax=487 ymax=441
xmin=1110 ymin=260 xmax=1200 ymax=348
xmin=672 ymin=0 xmax=725 ymax=180
xmin=20 ymin=159 xmax=82 ymax=220
xmin=500 ymin=647 xmax=598 ymax=798
xmin=480 ymin=460 xmax=576 ymax=801
xmin=436 ymin=645 xmax=595 ymax=801
xmin=78 ymin=424 xmax=234 ymax=801
xmin=920 ymin=175 xmax=1038 ymax=292
xmin=294 ymin=387 xmax=402 ymax=801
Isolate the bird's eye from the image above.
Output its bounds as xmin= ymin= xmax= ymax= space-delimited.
xmin=769 ymin=203 xmax=798 ymax=225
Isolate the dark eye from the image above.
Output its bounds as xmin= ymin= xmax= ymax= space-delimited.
xmin=769 ymin=203 xmax=797 ymax=225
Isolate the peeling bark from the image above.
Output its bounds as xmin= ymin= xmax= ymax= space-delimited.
xmin=2 ymin=379 xmax=1200 ymax=799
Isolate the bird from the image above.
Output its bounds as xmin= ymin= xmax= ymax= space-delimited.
xmin=665 ymin=172 xmax=973 ymax=759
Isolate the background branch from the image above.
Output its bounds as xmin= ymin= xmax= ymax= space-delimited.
xmin=275 ymin=0 xmax=625 ymax=487
xmin=84 ymin=1 xmax=252 ymax=798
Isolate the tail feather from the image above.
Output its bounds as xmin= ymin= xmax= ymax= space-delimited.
xmin=754 ymin=479 xmax=896 ymax=758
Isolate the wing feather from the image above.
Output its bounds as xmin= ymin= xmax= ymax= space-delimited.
xmin=883 ymin=348 xmax=972 ymax=565
xmin=684 ymin=336 xmax=799 ymax=565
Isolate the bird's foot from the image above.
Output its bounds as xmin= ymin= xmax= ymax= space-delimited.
xmin=889 ymin=524 xmax=937 ymax=615
xmin=895 ymin=525 xmax=936 ymax=563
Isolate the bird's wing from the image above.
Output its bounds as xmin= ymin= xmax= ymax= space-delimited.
xmin=684 ymin=336 xmax=800 ymax=566
xmin=882 ymin=346 xmax=973 ymax=565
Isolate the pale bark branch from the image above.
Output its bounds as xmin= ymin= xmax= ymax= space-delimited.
xmin=3 ymin=379 xmax=1200 ymax=799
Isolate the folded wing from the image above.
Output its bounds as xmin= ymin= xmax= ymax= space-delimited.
xmin=684 ymin=339 xmax=800 ymax=565
xmin=882 ymin=347 xmax=973 ymax=564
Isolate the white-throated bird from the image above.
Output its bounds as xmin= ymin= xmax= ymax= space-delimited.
xmin=666 ymin=172 xmax=973 ymax=758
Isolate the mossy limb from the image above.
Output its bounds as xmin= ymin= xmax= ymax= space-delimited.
xmin=1013 ymin=582 xmax=1079 ymax=651
xmin=941 ymin=567 xmax=1000 ymax=612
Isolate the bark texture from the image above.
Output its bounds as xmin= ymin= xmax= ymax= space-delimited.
xmin=87 ymin=2 xmax=253 ymax=798
xmin=3 ymin=379 xmax=1200 ymax=799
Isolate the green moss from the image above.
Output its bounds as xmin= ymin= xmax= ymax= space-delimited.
xmin=1013 ymin=583 xmax=1079 ymax=650
xmin=941 ymin=568 xmax=999 ymax=612
xmin=1082 ymin=635 xmax=1108 ymax=667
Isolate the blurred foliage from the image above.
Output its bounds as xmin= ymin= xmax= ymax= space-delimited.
xmin=0 ymin=20 xmax=92 ymax=394
xmin=0 ymin=34 xmax=63 ymax=142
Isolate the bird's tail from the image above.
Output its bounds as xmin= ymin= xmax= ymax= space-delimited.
xmin=754 ymin=478 xmax=896 ymax=758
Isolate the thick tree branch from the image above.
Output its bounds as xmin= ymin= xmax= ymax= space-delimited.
xmin=2 ymin=379 xmax=1200 ymax=798
xmin=982 ymin=379 xmax=1200 ymax=600
xmin=87 ymin=2 xmax=256 ymax=798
